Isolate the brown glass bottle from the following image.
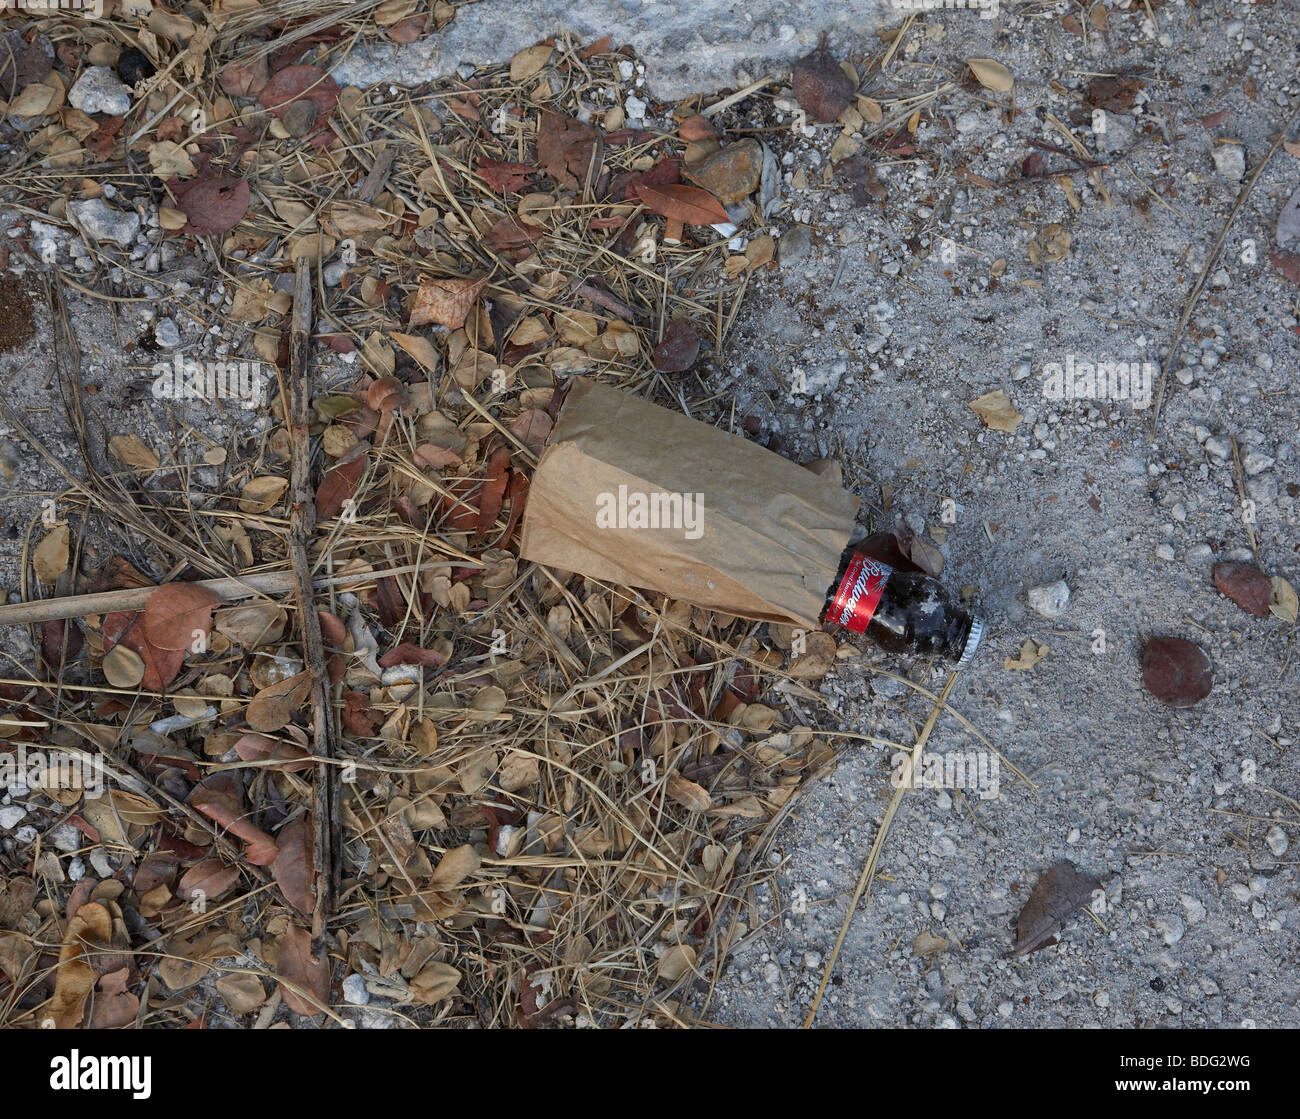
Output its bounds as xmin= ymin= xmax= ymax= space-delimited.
xmin=820 ymin=545 xmax=984 ymax=668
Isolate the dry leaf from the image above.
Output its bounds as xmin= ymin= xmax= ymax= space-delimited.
xmin=240 ymin=473 xmax=291 ymax=512
xmin=272 ymin=818 xmax=314 ymax=914
xmin=968 ymin=390 xmax=1023 ymax=432
xmin=665 ymin=771 xmax=712 ymax=812
xmin=657 ymin=943 xmax=696 ymax=981
xmin=143 ymin=582 xmax=221 ymax=651
xmin=1012 ymin=862 xmax=1100 ymax=955
xmin=1141 ymin=637 xmax=1213 ymax=707
xmin=245 ymin=670 xmax=314 ymax=732
xmin=1270 ymin=576 xmax=1298 ymax=624
xmin=102 ymin=644 xmax=145 ymax=688
xmin=34 ymin=524 xmax=69 ymax=584
xmin=968 ymin=58 xmax=1014 ymax=93
xmin=108 ymin=434 xmax=159 ymax=470
xmin=1004 ymin=638 xmax=1048 ymax=670
xmin=276 ymin=923 xmax=331 ymax=1017
xmin=509 ymin=43 xmax=553 ymax=82
xmin=410 ymin=276 xmax=487 ymax=329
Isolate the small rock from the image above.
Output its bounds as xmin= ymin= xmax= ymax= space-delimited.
xmin=154 ymin=318 xmax=181 ymax=348
xmin=68 ymin=198 xmax=140 ymax=247
xmin=1155 ymin=543 xmax=1176 ymax=562
xmin=1265 ymin=826 xmax=1288 ymax=857
xmin=1204 ymin=435 xmax=1231 ymax=459
xmin=1211 ymin=143 xmax=1245 ymax=182
xmin=1242 ymin=450 xmax=1274 ymax=476
xmin=68 ymin=66 xmax=133 ymax=116
xmin=685 ymin=139 xmax=763 ymax=205
xmin=0 ymin=805 xmax=26 ymax=829
xmin=955 ymin=111 xmax=982 ymax=134
xmin=342 ymin=973 xmax=370 ymax=1005
xmin=1154 ymin=914 xmax=1184 ymax=946
xmin=1181 ymin=895 xmax=1206 ymax=924
xmin=283 ymin=98 xmax=319 ymax=137
xmin=1228 ymin=882 xmax=1252 ymax=903
xmin=779 ymin=224 xmax=813 ymax=266
xmin=1026 ymin=579 xmax=1070 ymax=618
xmin=49 ymin=823 xmax=80 ymax=852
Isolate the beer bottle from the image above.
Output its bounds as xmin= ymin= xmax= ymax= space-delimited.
xmin=821 ymin=546 xmax=984 ymax=668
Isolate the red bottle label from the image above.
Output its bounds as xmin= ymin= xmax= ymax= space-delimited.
xmin=830 ymin=554 xmax=891 ymax=633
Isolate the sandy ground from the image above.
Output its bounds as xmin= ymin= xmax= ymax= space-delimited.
xmin=3 ymin=0 xmax=1298 ymax=1028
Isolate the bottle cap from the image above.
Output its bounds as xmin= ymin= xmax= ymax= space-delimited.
xmin=953 ymin=616 xmax=984 ymax=671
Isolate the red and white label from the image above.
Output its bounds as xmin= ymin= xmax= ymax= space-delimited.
xmin=830 ymin=554 xmax=891 ymax=634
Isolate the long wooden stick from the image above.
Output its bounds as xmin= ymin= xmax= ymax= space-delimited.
xmin=0 ymin=564 xmax=425 ymax=628
xmin=283 ymin=259 xmax=339 ymax=954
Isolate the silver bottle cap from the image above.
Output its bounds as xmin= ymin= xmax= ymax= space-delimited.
xmin=953 ymin=616 xmax=984 ymax=671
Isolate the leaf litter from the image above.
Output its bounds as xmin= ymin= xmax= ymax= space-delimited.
xmin=0 ymin=12 xmax=906 ymax=1030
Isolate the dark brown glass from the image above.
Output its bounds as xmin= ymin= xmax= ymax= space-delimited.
xmin=820 ymin=545 xmax=984 ymax=667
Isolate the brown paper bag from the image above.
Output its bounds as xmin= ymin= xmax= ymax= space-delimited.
xmin=519 ymin=379 xmax=859 ymax=627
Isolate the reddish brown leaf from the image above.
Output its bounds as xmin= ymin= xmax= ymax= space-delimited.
xmin=1212 ymin=562 xmax=1272 ymax=616
xmin=234 ymin=732 xmax=312 ymax=773
xmin=190 ymin=789 xmax=280 ymax=866
xmin=317 ymin=609 xmax=347 ymax=646
xmin=538 ymin=110 xmax=604 ymax=189
xmin=276 ymin=923 xmax=331 ymax=1017
xmin=366 ymin=376 xmax=408 ymax=412
xmin=793 ymin=34 xmax=855 ymax=122
xmin=317 ymin=454 xmax=366 ymax=519
xmin=1012 ymin=862 xmax=1101 ymax=955
xmin=1141 ymin=637 xmax=1213 ymax=707
xmin=616 ymin=155 xmax=681 ymax=201
xmin=103 ymin=610 xmax=185 ymax=693
xmin=678 ymin=114 xmax=716 ymax=142
xmin=143 ymin=582 xmax=221 ymax=651
xmin=1270 ymin=250 xmax=1300 ymax=284
xmin=475 ymin=446 xmax=512 ymax=542
xmin=415 ymin=443 xmax=464 ymax=469
xmin=509 ymin=409 xmax=552 ymax=455
xmin=272 ymin=818 xmax=314 ymax=914
xmin=42 ymin=619 xmax=82 ymax=667
xmin=477 ymin=158 xmax=536 ymax=193
xmin=484 ymin=215 xmax=545 ymax=254
xmin=173 ymin=177 xmax=251 ymax=237
xmin=87 ymin=968 xmax=139 ymax=1029
xmin=342 ymin=690 xmax=384 ymax=736
xmin=634 ymin=183 xmax=729 ymax=227
xmin=178 ymin=858 xmax=241 ymax=905
xmin=86 ymin=116 xmax=124 ymax=160
xmin=259 ymin=64 xmax=339 ymax=121
xmin=220 ymin=54 xmax=269 ymax=97
xmin=652 ymin=319 xmax=701 ymax=373
xmin=378 ymin=643 xmax=449 ymax=669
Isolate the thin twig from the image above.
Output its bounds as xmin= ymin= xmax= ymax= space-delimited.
xmin=1150 ymin=102 xmax=1300 ymax=431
